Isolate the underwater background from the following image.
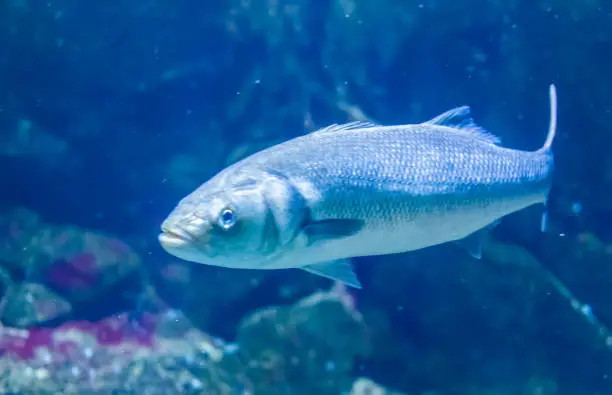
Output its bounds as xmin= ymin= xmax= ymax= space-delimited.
xmin=1 ymin=0 xmax=611 ymax=394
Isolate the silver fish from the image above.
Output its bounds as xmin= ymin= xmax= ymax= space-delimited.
xmin=159 ymin=85 xmax=558 ymax=289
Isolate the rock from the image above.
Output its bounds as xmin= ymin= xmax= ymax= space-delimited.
xmin=0 ymin=328 xmax=241 ymax=395
xmin=522 ymin=376 xmax=558 ymax=395
xmin=0 ymin=265 xmax=12 ymax=304
xmin=35 ymin=226 xmax=142 ymax=302
xmin=0 ymin=207 xmax=143 ymax=320
xmin=0 ymin=207 xmax=42 ymax=272
xmin=350 ymin=378 xmax=407 ymax=395
xmin=1 ymin=282 xmax=71 ymax=327
xmin=0 ymin=287 xmax=373 ymax=394
xmin=228 ymin=285 xmax=371 ymax=395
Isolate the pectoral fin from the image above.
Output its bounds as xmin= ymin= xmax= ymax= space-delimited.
xmin=302 ymin=219 xmax=364 ymax=246
xmin=301 ymin=259 xmax=362 ymax=289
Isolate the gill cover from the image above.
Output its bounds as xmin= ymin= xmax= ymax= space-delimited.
xmin=261 ymin=170 xmax=310 ymax=247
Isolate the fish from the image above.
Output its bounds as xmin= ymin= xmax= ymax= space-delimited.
xmin=159 ymin=84 xmax=558 ymax=289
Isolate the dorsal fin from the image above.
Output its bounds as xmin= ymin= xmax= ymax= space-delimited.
xmin=425 ymin=106 xmax=502 ymax=145
xmin=312 ymin=120 xmax=379 ymax=135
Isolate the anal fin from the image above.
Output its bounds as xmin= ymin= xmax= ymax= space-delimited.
xmin=454 ymin=220 xmax=500 ymax=260
xmin=455 ymin=233 xmax=483 ymax=259
xmin=301 ymin=259 xmax=362 ymax=289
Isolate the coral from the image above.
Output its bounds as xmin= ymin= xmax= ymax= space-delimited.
xmin=0 ymin=286 xmax=370 ymax=394
xmin=0 ymin=324 xmax=231 ymax=395
xmin=0 ymin=311 xmax=156 ymax=360
xmin=0 ymin=207 xmax=143 ymax=326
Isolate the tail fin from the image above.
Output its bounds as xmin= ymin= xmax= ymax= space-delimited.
xmin=539 ymin=84 xmax=557 ymax=233
xmin=539 ymin=84 xmax=557 ymax=153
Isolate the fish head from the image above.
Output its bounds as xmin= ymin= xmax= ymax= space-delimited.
xmin=158 ymin=167 xmax=306 ymax=269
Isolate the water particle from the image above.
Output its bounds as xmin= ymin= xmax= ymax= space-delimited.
xmin=112 ymin=361 xmax=122 ymax=374
xmin=224 ymin=343 xmax=240 ymax=355
xmin=571 ymin=201 xmax=582 ymax=215
xmin=165 ymin=309 xmax=179 ymax=321
xmin=190 ymin=378 xmax=203 ymax=389
xmin=581 ymin=304 xmax=593 ymax=317
xmin=184 ymin=352 xmax=195 ymax=364
xmin=35 ymin=368 xmax=49 ymax=380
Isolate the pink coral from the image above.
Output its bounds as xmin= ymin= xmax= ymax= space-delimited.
xmin=0 ymin=312 xmax=158 ymax=360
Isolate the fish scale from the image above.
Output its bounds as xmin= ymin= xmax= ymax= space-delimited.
xmin=159 ymin=85 xmax=557 ymax=289
xmin=257 ymin=126 xmax=551 ymax=219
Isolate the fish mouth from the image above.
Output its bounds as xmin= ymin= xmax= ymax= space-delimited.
xmin=158 ymin=227 xmax=194 ymax=248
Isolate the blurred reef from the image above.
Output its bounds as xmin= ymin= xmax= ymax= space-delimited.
xmin=1 ymin=0 xmax=612 ymax=394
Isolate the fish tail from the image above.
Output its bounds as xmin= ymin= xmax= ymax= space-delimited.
xmin=538 ymin=84 xmax=557 ymax=153
xmin=539 ymin=84 xmax=557 ymax=233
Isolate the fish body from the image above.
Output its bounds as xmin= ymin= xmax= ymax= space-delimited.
xmin=159 ymin=85 xmax=558 ymax=288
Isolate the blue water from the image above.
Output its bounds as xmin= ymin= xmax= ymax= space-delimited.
xmin=1 ymin=1 xmax=611 ymax=394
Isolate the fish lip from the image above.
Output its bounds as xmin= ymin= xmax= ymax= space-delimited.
xmin=158 ymin=227 xmax=194 ymax=247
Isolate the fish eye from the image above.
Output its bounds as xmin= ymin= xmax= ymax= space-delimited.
xmin=218 ymin=208 xmax=237 ymax=230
